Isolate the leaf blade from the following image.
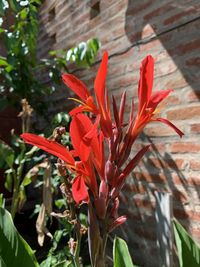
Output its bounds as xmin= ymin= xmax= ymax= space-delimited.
xmin=113 ymin=236 xmax=136 ymax=267
xmin=0 ymin=207 xmax=39 ymax=267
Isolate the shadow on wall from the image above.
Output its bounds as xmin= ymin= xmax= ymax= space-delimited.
xmin=119 ymin=2 xmax=200 ymax=266
xmin=125 ymin=0 xmax=200 ymax=99
xmin=120 ymin=134 xmax=199 ymax=266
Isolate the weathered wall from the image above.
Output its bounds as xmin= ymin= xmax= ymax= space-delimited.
xmin=38 ymin=1 xmax=200 ymax=266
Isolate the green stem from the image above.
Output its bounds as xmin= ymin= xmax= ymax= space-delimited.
xmin=10 ymin=171 xmax=19 ymax=219
xmin=11 ymin=148 xmax=26 ymax=219
xmin=74 ymin=223 xmax=81 ymax=267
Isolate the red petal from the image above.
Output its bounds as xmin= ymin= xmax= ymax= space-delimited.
xmin=108 ymin=215 xmax=127 ymax=232
xmin=69 ymin=106 xmax=85 ymax=116
xmin=72 ymin=175 xmax=89 ymax=204
xmin=62 ymin=74 xmax=90 ymax=101
xmin=155 ymin=118 xmax=184 ymax=137
xmin=148 ymin=89 xmax=172 ymax=110
xmin=119 ymin=91 xmax=126 ymax=126
xmin=94 ymin=51 xmax=108 ymax=109
xmin=70 ymin=114 xmax=98 ymax=162
xmin=21 ymin=133 xmax=75 ymax=164
xmin=138 ymin=55 xmax=154 ymax=113
xmin=123 ymin=145 xmax=151 ymax=178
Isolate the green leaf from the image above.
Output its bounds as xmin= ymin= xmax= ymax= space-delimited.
xmin=52 ymin=261 xmax=72 ymax=267
xmin=113 ymin=237 xmax=135 ymax=267
xmin=20 ymin=8 xmax=28 ymax=20
xmin=173 ymin=219 xmax=200 ymax=267
xmin=4 ymin=170 xmax=13 ymax=192
xmin=0 ymin=207 xmax=39 ymax=267
xmin=0 ymin=57 xmax=8 ymax=66
xmin=22 ymin=175 xmax=32 ymax=186
xmin=0 ymin=141 xmax=15 ymax=168
xmin=8 ymin=0 xmax=20 ymax=12
xmin=0 ymin=194 xmax=5 ymax=208
xmin=55 ymin=199 xmax=66 ymax=209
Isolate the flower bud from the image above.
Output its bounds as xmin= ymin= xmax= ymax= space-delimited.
xmin=111 ymin=197 xmax=119 ymax=218
xmin=108 ymin=215 xmax=127 ymax=232
xmin=95 ymin=180 xmax=108 ymax=219
xmin=105 ymin=160 xmax=116 ymax=183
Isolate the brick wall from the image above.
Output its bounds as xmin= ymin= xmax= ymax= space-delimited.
xmin=38 ymin=1 xmax=200 ymax=266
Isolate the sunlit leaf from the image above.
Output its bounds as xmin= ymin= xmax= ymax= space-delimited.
xmin=0 ymin=207 xmax=39 ymax=267
xmin=173 ymin=219 xmax=200 ymax=267
xmin=113 ymin=237 xmax=136 ymax=267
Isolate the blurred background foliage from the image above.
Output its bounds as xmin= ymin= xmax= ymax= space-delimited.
xmin=0 ymin=0 xmax=100 ymax=114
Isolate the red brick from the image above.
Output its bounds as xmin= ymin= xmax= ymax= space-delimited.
xmin=166 ymin=77 xmax=187 ymax=90
xmin=133 ymin=197 xmax=155 ymax=210
xmin=191 ymin=124 xmax=200 ymax=133
xmin=144 ymin=125 xmax=180 ymax=137
xmin=169 ymin=142 xmax=200 ymax=153
xmin=144 ymin=3 xmax=174 ymax=21
xmin=186 ymin=91 xmax=200 ymax=102
xmin=174 ymin=209 xmax=200 ymax=221
xmin=172 ymin=174 xmax=200 ymax=186
xmin=163 ymin=8 xmax=197 ymax=26
xmin=172 ymin=190 xmax=188 ymax=203
xmin=126 ymin=1 xmax=154 ymax=16
xmin=123 ymin=183 xmax=147 ymax=195
xmin=190 ymin=161 xmax=200 ymax=171
xmin=135 ymin=172 xmax=166 ymax=184
xmin=139 ymin=39 xmax=162 ymax=51
xmin=149 ymin=157 xmax=184 ymax=170
xmin=174 ymin=39 xmax=200 ymax=55
xmin=186 ymin=56 xmax=200 ymax=66
xmin=167 ymin=106 xmax=200 ymax=120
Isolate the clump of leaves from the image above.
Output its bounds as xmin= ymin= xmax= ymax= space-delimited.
xmin=0 ymin=1 xmax=100 ymax=114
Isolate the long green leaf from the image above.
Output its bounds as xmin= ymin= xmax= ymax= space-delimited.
xmin=0 ymin=207 xmax=39 ymax=267
xmin=173 ymin=219 xmax=200 ymax=267
xmin=0 ymin=141 xmax=15 ymax=168
xmin=113 ymin=237 xmax=136 ymax=267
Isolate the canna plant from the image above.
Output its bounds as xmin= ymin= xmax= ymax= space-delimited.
xmin=21 ymin=52 xmax=183 ymax=266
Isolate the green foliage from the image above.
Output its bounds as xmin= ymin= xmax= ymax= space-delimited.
xmin=0 ymin=207 xmax=39 ymax=267
xmin=0 ymin=1 xmax=100 ymax=114
xmin=0 ymin=0 xmax=42 ymax=110
xmin=40 ymin=229 xmax=74 ymax=267
xmin=0 ymin=194 xmax=5 ymax=208
xmin=0 ymin=132 xmax=40 ymax=218
xmin=173 ymin=219 xmax=200 ymax=267
xmin=66 ymin=38 xmax=100 ymax=67
xmin=113 ymin=237 xmax=135 ymax=267
xmin=0 ymin=140 xmax=15 ymax=168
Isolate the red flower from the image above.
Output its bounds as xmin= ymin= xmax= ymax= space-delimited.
xmin=130 ymin=55 xmax=184 ymax=141
xmin=21 ymin=115 xmax=103 ymax=204
xmin=72 ymin=175 xmax=89 ymax=205
xmin=20 ymin=134 xmax=75 ymax=165
xmin=62 ymin=52 xmax=112 ymax=138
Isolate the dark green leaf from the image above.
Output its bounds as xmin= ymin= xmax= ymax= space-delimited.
xmin=0 ymin=207 xmax=39 ymax=267
xmin=52 ymin=261 xmax=72 ymax=267
xmin=0 ymin=194 xmax=5 ymax=208
xmin=173 ymin=219 xmax=200 ymax=267
xmin=0 ymin=141 xmax=15 ymax=168
xmin=4 ymin=170 xmax=13 ymax=192
xmin=113 ymin=237 xmax=135 ymax=267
